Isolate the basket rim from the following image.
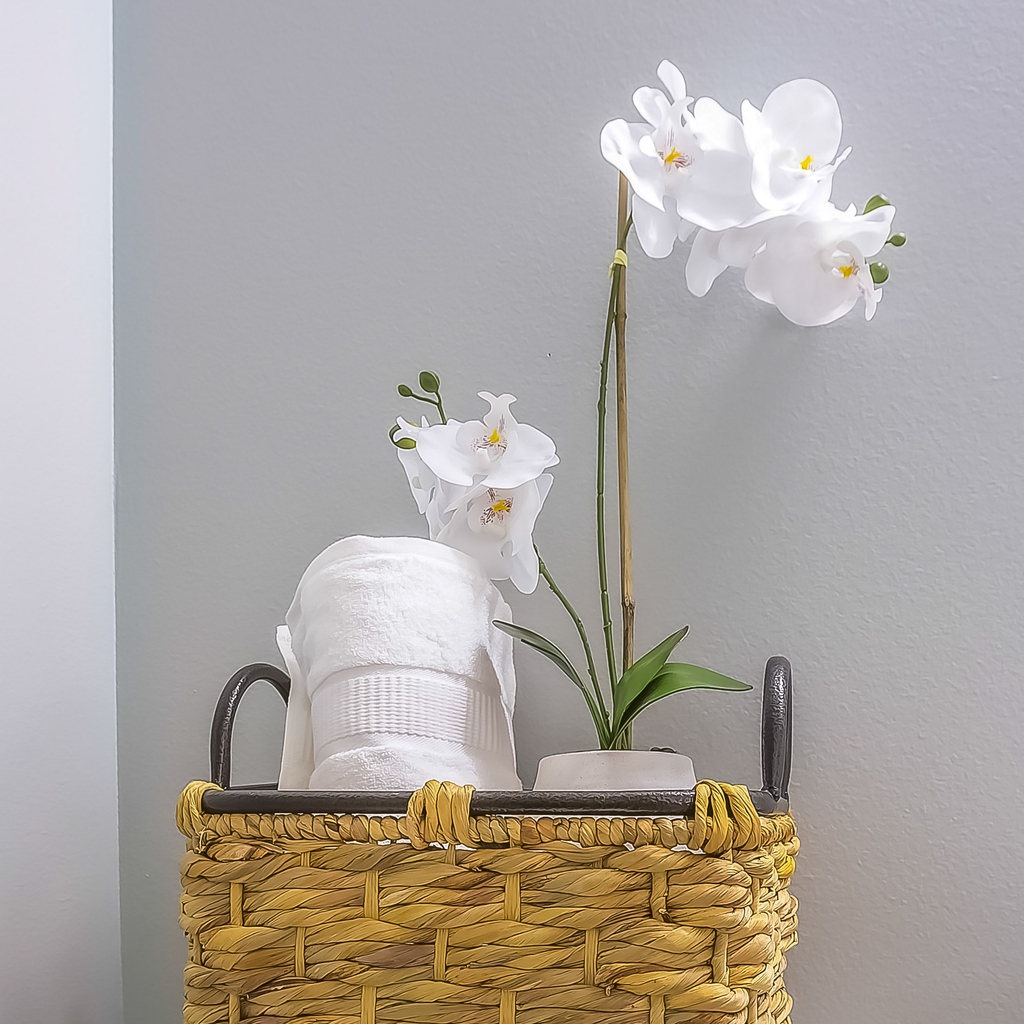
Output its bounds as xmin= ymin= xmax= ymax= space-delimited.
xmin=200 ymin=784 xmax=788 ymax=816
xmin=180 ymin=779 xmax=796 ymax=853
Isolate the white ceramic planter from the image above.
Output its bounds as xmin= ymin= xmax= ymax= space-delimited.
xmin=533 ymin=749 xmax=697 ymax=791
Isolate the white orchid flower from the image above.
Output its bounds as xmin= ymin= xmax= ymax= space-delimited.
xmin=741 ymin=79 xmax=852 ymax=215
xmin=395 ymin=393 xmax=558 ymax=588
xmin=393 ymin=416 xmax=455 ymax=539
xmin=741 ymin=203 xmax=897 ymax=325
xmin=685 ymin=200 xmax=896 ymax=324
xmin=437 ymin=474 xmax=554 ymax=594
xmin=601 ymin=61 xmax=764 ymax=255
xmin=415 ymin=391 xmax=557 ymax=489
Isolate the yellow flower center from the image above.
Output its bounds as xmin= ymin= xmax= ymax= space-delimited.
xmin=664 ymin=147 xmax=683 ymax=165
xmin=480 ymin=488 xmax=514 ymax=525
xmin=838 ymin=264 xmax=856 ymax=279
xmin=800 ymin=154 xmax=814 ymax=171
xmin=488 ymin=428 xmax=501 ymax=444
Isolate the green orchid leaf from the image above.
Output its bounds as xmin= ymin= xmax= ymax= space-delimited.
xmin=612 ymin=626 xmax=689 ymax=729
xmin=493 ymin=620 xmax=610 ymax=744
xmin=610 ymin=663 xmax=751 ymax=746
xmin=418 ymin=370 xmax=440 ymax=394
xmin=863 ymin=193 xmax=891 ymax=214
xmin=397 ymin=383 xmax=414 ymax=397
xmin=886 ymin=232 xmax=907 ymax=247
xmin=869 ymin=262 xmax=889 ymax=284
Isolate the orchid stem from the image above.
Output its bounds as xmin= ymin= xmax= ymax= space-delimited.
xmin=404 ymin=391 xmax=447 ymax=424
xmin=614 ymin=174 xmax=634 ymax=679
xmin=597 ymin=212 xmax=634 ymax=695
xmin=537 ymin=547 xmax=609 ymax=728
xmin=614 ymin=173 xmax=634 ymax=750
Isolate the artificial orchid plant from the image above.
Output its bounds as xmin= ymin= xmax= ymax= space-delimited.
xmin=389 ymin=62 xmax=905 ymax=750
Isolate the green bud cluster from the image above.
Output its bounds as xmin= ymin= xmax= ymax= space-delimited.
xmin=388 ymin=369 xmax=448 ymax=447
xmin=861 ymin=195 xmax=905 ymax=288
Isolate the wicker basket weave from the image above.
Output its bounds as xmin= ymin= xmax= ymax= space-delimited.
xmin=177 ymin=659 xmax=798 ymax=1024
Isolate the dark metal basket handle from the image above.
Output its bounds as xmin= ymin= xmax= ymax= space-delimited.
xmin=760 ymin=656 xmax=793 ymax=800
xmin=210 ymin=663 xmax=290 ymax=788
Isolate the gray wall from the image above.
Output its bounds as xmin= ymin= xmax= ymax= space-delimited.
xmin=115 ymin=2 xmax=1024 ymax=1022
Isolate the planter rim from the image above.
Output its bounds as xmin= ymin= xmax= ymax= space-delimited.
xmin=534 ymin=748 xmax=697 ymax=795
xmin=538 ymin=749 xmax=692 ymax=758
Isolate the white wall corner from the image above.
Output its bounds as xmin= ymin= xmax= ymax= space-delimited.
xmin=0 ymin=2 xmax=121 ymax=1021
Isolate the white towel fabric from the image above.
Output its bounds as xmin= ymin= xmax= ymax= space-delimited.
xmin=278 ymin=535 xmax=521 ymax=791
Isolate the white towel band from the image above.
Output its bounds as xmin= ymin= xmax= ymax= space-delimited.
xmin=310 ymin=667 xmax=513 ymax=762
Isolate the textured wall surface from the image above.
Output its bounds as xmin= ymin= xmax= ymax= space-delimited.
xmin=0 ymin=2 xmax=122 ymax=1022
xmin=115 ymin=2 xmax=1024 ymax=1021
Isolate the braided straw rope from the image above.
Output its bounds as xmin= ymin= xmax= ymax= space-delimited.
xmin=177 ymin=779 xmax=798 ymax=1024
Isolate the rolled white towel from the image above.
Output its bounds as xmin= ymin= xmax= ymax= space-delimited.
xmin=278 ymin=535 xmax=521 ymax=791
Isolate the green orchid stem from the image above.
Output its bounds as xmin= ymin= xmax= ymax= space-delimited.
xmin=596 ymin=215 xmax=633 ymax=699
xmin=536 ymin=548 xmax=609 ymax=730
xmin=405 ymin=391 xmax=447 ymax=424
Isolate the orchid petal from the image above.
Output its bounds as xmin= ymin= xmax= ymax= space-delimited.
xmin=632 ymin=86 xmax=671 ymax=127
xmin=656 ymin=60 xmax=688 ymax=104
xmin=717 ymin=220 xmax=774 ymax=265
xmin=508 ymin=475 xmax=552 ymax=593
xmin=761 ymin=79 xmax=843 ymax=163
xmin=770 ymin=259 xmax=859 ymax=325
xmin=436 ymin=512 xmax=506 ymax=581
xmin=749 ymin=145 xmax=775 ymax=211
xmin=509 ymin=544 xmax=540 ymax=594
xmin=638 ymin=134 xmax=659 ymax=159
xmin=689 ymin=97 xmax=747 ymax=153
xmin=740 ymin=100 xmax=772 ymax=154
xmin=509 ymin=476 xmax=547 ymax=555
xmin=685 ymin=229 xmax=728 ymax=297
xmin=436 ymin=476 xmax=551 ymax=592
xmin=765 ymin=160 xmax=819 ymax=210
xmin=825 ymin=204 xmax=895 ymax=257
xmin=394 ymin=416 xmax=436 ymax=515
xmin=633 ymin=196 xmax=684 ymax=258
xmin=763 ymin=230 xmax=859 ymax=326
xmin=417 ymin=420 xmax=480 ymax=485
xmin=673 ymin=150 xmax=762 ymax=230
xmin=479 ymin=391 xmax=518 ymax=431
xmin=484 ymin=423 xmax=558 ymax=488
xmin=742 ymin=250 xmax=776 ymax=304
xmin=426 ymin=479 xmax=466 ymax=540
xmin=864 ymin=286 xmax=882 ymax=321
xmin=600 ymin=119 xmax=665 ymax=211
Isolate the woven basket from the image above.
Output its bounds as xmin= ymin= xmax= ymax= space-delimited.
xmin=177 ymin=658 xmax=798 ymax=1024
